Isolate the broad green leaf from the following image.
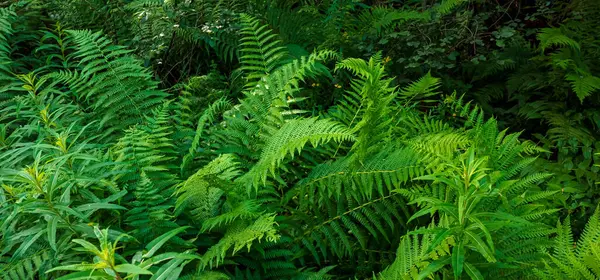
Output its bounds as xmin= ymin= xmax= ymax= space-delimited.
xmin=437 ymin=204 xmax=460 ymax=221
xmin=428 ymin=227 xmax=454 ymax=252
xmin=143 ymin=226 xmax=190 ymax=258
xmin=465 ymin=231 xmax=496 ymax=262
xmin=464 ymin=262 xmax=484 ymax=280
xmin=76 ymin=202 xmax=127 ymax=213
xmin=55 ymin=271 xmax=110 ymax=280
xmin=452 ymin=241 xmax=465 ymax=279
xmin=417 ymin=255 xmax=451 ymax=280
xmin=72 ymin=239 xmax=102 ymax=255
xmin=48 ymin=216 xmax=58 ymax=251
xmin=140 ymin=252 xmax=200 ymax=269
xmin=415 ymin=174 xmax=457 ymax=188
xmin=54 ymin=205 xmax=87 ymax=220
xmin=13 ymin=229 xmax=46 ymax=259
xmin=408 ymin=207 xmax=435 ymax=224
xmin=47 ymin=263 xmax=101 ymax=273
xmin=114 ymin=264 xmax=153 ymax=275
xmin=458 ymin=195 xmax=466 ymax=224
xmin=467 ymin=216 xmax=494 ymax=252
xmin=164 ymin=266 xmax=184 ymax=280
xmin=102 ymin=189 xmax=128 ymax=203
xmin=150 ymin=258 xmax=185 ymax=280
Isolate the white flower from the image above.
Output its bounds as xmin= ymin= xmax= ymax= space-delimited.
xmin=173 ymin=24 xmax=180 ymax=28
xmin=201 ymin=25 xmax=212 ymax=33
xmin=159 ymin=33 xmax=165 ymax=37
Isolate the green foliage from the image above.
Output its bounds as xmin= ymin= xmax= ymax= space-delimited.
xmin=2 ymin=0 xmax=600 ymax=279
xmin=538 ymin=27 xmax=581 ymax=52
xmin=566 ymin=73 xmax=600 ymax=101
xmin=49 ymin=30 xmax=168 ymax=138
xmin=47 ymin=226 xmax=197 ymax=279
xmin=176 ymin=154 xmax=239 ymax=221
xmin=0 ymin=5 xmax=21 ymax=102
xmin=376 ymin=223 xmax=453 ymax=280
xmin=247 ymin=117 xmax=355 ymax=187
xmin=239 ymin=13 xmax=288 ymax=87
xmin=535 ymin=205 xmax=600 ymax=279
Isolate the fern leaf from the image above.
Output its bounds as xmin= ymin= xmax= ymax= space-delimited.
xmin=49 ymin=30 xmax=167 ymax=137
xmin=398 ymin=71 xmax=441 ymax=102
xmin=245 ymin=117 xmax=355 ymax=189
xmin=435 ymin=0 xmax=468 ymax=16
xmin=565 ymin=73 xmax=600 ymax=102
xmin=538 ymin=28 xmax=581 ymax=52
xmin=176 ymin=154 xmax=241 ymax=221
xmin=239 ymin=14 xmax=287 ymax=88
xmin=200 ymin=213 xmax=280 ymax=269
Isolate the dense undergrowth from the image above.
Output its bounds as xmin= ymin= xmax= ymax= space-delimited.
xmin=1 ymin=0 xmax=600 ymax=279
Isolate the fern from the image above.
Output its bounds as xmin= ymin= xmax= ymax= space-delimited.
xmin=535 ymin=206 xmax=600 ymax=279
xmin=289 ymin=146 xmax=426 ymax=204
xmin=0 ymin=5 xmax=21 ymax=102
xmin=565 ymin=73 xmax=600 ymax=102
xmin=538 ymin=27 xmax=581 ymax=52
xmin=244 ymin=117 xmax=355 ymax=189
xmin=397 ymin=71 xmax=441 ymax=103
xmin=176 ymin=154 xmax=240 ymax=221
xmin=200 ymin=213 xmax=280 ymax=269
xmin=294 ymin=192 xmax=408 ymax=261
xmin=0 ymin=249 xmax=51 ymax=280
xmin=213 ymin=49 xmax=336 ymax=165
xmin=376 ymin=223 xmax=454 ymax=280
xmin=334 ymin=54 xmax=397 ymax=162
xmin=354 ymin=7 xmax=429 ymax=36
xmin=48 ymin=30 xmax=168 ymax=138
xmin=239 ymin=14 xmax=288 ymax=88
xmin=392 ymin=116 xmax=556 ymax=278
xmin=435 ymin=0 xmax=469 ymax=16
xmin=182 ymin=97 xmax=232 ymax=172
xmin=112 ymin=103 xmax=177 ymax=188
xmin=124 ymin=171 xmax=178 ymax=242
xmin=3 ymin=2 xmax=599 ymax=279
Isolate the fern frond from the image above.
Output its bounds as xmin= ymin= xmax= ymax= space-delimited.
xmin=222 ymin=49 xmax=336 ymax=158
xmin=0 ymin=5 xmax=21 ymax=102
xmin=406 ymin=131 xmax=470 ymax=162
xmin=176 ymin=154 xmax=241 ymax=221
xmin=112 ymin=102 xmax=177 ymax=187
xmin=125 ymin=171 xmax=178 ymax=241
xmin=239 ymin=13 xmax=288 ymax=88
xmin=535 ymin=207 xmax=600 ymax=279
xmin=296 ymin=192 xmax=408 ymax=261
xmin=200 ymin=213 xmax=280 ymax=269
xmin=290 ymin=146 xmax=426 ymax=203
xmin=565 ymin=73 xmax=600 ymax=102
xmin=244 ymin=117 xmax=355 ymax=189
xmin=0 ymin=249 xmax=51 ymax=280
xmin=48 ymin=30 xmax=167 ymax=137
xmin=538 ymin=28 xmax=581 ymax=52
xmin=201 ymin=200 xmax=263 ymax=232
xmin=182 ymin=97 xmax=232 ymax=171
xmin=398 ymin=71 xmax=441 ymax=103
xmin=334 ymin=55 xmax=397 ymax=161
xmin=354 ymin=6 xmax=429 ymax=36
xmin=377 ymin=223 xmax=453 ymax=280
xmin=435 ymin=0 xmax=468 ymax=16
